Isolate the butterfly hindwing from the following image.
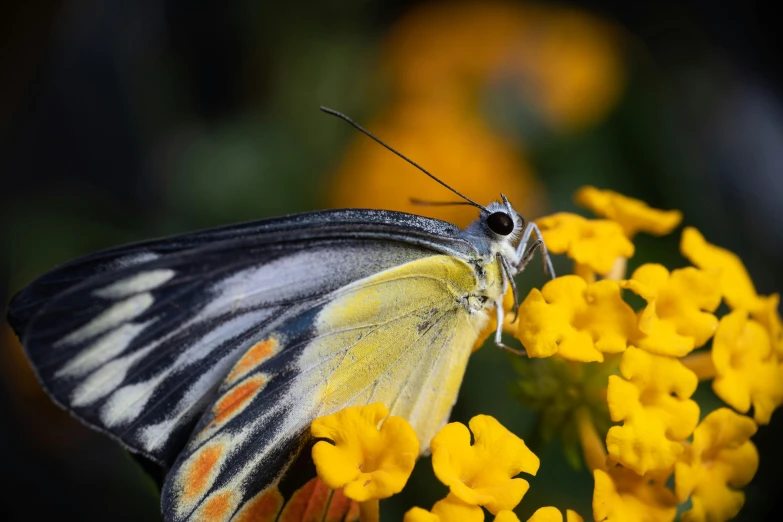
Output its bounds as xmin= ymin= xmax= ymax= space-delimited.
xmin=163 ymin=255 xmax=491 ymax=522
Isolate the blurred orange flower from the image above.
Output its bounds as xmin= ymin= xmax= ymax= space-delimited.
xmin=330 ymin=1 xmax=626 ymax=226
xmin=383 ymin=1 xmax=625 ymax=132
xmin=330 ymin=105 xmax=541 ymax=227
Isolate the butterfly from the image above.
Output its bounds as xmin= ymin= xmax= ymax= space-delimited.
xmin=6 ymin=108 xmax=554 ymax=522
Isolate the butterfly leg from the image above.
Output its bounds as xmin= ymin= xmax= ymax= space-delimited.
xmin=514 ymin=222 xmax=556 ymax=279
xmin=494 ymin=298 xmax=527 ymax=356
xmin=517 ymin=239 xmax=543 ymax=274
xmin=498 ymin=253 xmax=519 ymax=317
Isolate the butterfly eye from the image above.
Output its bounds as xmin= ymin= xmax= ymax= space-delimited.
xmin=487 ymin=212 xmax=514 ymax=236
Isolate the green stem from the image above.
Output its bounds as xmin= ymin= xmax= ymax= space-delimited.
xmin=576 ymin=406 xmax=606 ymax=472
xmin=605 ymin=257 xmax=628 ymax=281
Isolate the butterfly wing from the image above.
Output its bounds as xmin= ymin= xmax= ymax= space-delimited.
xmin=163 ymin=254 xmax=491 ymax=522
xmin=8 ymin=209 xmax=470 ymax=337
xmin=8 ymin=210 xmax=478 ymax=467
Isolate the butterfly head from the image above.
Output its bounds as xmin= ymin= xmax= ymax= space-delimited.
xmin=461 ymin=194 xmax=526 ymax=258
xmin=485 ymin=194 xmax=525 ymax=237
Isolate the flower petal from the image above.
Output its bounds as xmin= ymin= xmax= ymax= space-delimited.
xmin=753 ymin=293 xmax=783 ymax=357
xmin=575 ymin=186 xmax=683 ymax=238
xmin=536 ymin=213 xmax=635 ymax=276
xmin=495 ymin=510 xmax=521 ymax=522
xmin=431 ymin=415 xmax=539 ymax=514
xmin=431 ymin=495 xmax=484 ymax=522
xmin=523 ymin=507 xmax=583 ymax=522
xmin=311 ymin=403 xmax=419 ymax=501
xmin=680 ymin=227 xmax=760 ymax=311
xmin=593 ymin=466 xmax=676 ymax=522
xmin=525 ymin=506 xmax=561 ymax=522
xmin=404 ymin=507 xmax=441 ymax=522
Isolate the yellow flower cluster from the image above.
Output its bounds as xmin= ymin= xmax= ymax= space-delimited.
xmin=309 ymin=404 xmax=582 ymax=522
xmin=508 ymin=275 xmax=636 ymax=362
xmin=680 ymin=227 xmax=783 ymax=424
xmin=605 ymin=347 xmax=699 ymax=475
xmin=304 ymin=187 xmax=776 ymax=522
xmin=506 ymin=186 xmax=778 ymax=522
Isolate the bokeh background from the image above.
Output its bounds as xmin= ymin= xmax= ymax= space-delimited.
xmin=1 ymin=1 xmax=782 ymax=520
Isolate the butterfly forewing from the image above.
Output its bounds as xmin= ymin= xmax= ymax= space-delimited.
xmin=7 ymin=209 xmax=469 ymax=337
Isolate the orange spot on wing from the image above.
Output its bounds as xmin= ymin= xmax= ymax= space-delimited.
xmin=182 ymin=443 xmax=224 ymax=502
xmin=279 ymin=477 xmax=333 ymax=522
xmin=233 ymin=486 xmax=284 ymax=522
xmin=227 ymin=338 xmax=278 ymax=382
xmin=200 ymin=491 xmax=233 ymax=521
xmin=212 ymin=375 xmax=265 ymax=425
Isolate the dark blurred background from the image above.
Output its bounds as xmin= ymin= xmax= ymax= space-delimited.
xmin=1 ymin=1 xmax=781 ymax=521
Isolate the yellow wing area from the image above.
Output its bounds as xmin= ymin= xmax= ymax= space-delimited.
xmin=299 ymin=254 xmax=491 ymax=451
xmin=164 ymin=254 xmax=496 ymax=522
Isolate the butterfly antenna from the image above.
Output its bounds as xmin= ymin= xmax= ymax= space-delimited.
xmin=320 ymin=106 xmax=487 ymax=211
xmin=409 ymin=198 xmax=477 ymax=207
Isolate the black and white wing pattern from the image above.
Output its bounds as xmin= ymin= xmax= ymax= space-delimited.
xmin=8 ymin=209 xmax=492 ymax=521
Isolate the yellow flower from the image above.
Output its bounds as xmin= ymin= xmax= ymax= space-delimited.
xmin=403 ymin=507 xmax=440 ymax=522
xmin=754 ymin=292 xmax=783 ymax=357
xmin=495 ymin=510 xmax=521 ymax=522
xmin=622 ymin=264 xmax=721 ymax=357
xmin=510 ymin=275 xmax=637 ymax=362
xmin=310 ymin=403 xmax=419 ymax=502
xmin=524 ymin=506 xmax=585 ymax=522
xmin=680 ymin=227 xmax=761 ymax=311
xmin=574 ymin=186 xmax=682 ymax=238
xmin=675 ymin=408 xmax=759 ymax=522
xmin=711 ymin=310 xmax=783 ymax=424
xmin=605 ymin=347 xmax=700 ymax=474
xmin=593 ymin=465 xmax=677 ymax=522
xmin=491 ymin=508 xmax=586 ymax=522
xmin=535 ymin=213 xmax=635 ymax=278
xmin=681 ymin=226 xmax=783 ymax=349
xmin=431 ymin=415 xmax=540 ymax=514
xmin=403 ymin=495 xmax=484 ymax=522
